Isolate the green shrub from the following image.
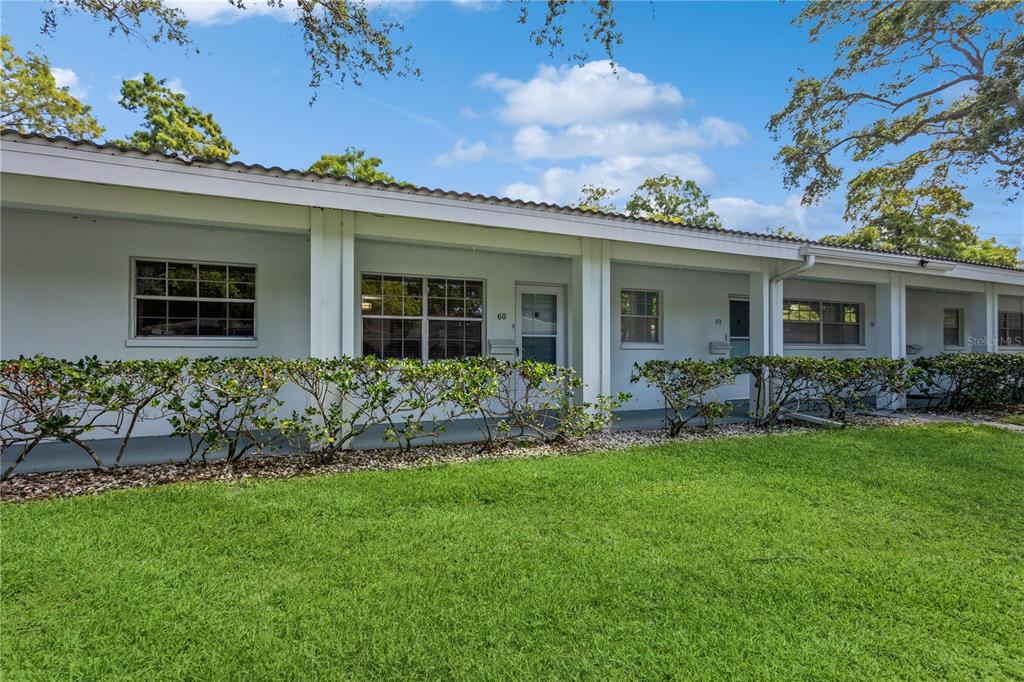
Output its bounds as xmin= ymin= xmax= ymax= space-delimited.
xmin=630 ymin=359 xmax=738 ymax=434
xmin=473 ymin=360 xmax=629 ymax=448
xmin=166 ymin=357 xmax=286 ymax=463
xmin=913 ymin=353 xmax=1024 ymax=410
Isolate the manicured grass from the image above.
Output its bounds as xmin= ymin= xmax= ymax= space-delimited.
xmin=3 ymin=425 xmax=1022 ymax=680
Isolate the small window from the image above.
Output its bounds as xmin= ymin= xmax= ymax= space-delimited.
xmin=133 ymin=259 xmax=255 ymax=337
xmin=943 ymin=309 xmax=963 ymax=347
xmin=999 ymin=312 xmax=1024 ymax=347
xmin=360 ymin=274 xmax=484 ymax=360
xmin=783 ymin=299 xmax=862 ymax=346
xmin=620 ymin=289 xmax=661 ymax=344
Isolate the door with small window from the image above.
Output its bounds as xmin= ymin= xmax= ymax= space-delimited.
xmin=515 ymin=284 xmax=564 ymax=365
xmin=729 ymin=299 xmax=750 ymax=358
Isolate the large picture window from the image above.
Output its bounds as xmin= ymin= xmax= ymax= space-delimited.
xmin=620 ymin=289 xmax=661 ymax=344
xmin=133 ymin=259 xmax=255 ymax=337
xmin=783 ymin=299 xmax=862 ymax=345
xmin=1000 ymin=312 xmax=1024 ymax=347
xmin=361 ymin=274 xmax=484 ymax=360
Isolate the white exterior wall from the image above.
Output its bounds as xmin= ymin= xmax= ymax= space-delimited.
xmin=1 ymin=210 xmax=311 ymax=437
xmin=610 ymin=263 xmax=751 ymax=409
xmin=906 ymin=289 xmax=972 ymax=357
xmin=782 ymin=278 xmax=877 ymax=358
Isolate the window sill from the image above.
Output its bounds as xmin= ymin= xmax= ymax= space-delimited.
xmin=943 ymin=345 xmax=967 ymax=351
xmin=784 ymin=344 xmax=867 ymax=351
xmin=620 ymin=342 xmax=665 ymax=350
xmin=125 ymin=338 xmax=258 ymax=349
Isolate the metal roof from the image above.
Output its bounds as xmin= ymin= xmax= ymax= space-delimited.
xmin=2 ymin=128 xmax=1020 ymax=272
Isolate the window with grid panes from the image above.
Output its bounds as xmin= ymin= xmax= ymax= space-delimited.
xmin=620 ymin=289 xmax=661 ymax=344
xmin=783 ymin=299 xmax=862 ymax=345
xmin=943 ymin=309 xmax=963 ymax=347
xmin=1000 ymin=312 xmax=1024 ymax=347
xmin=360 ymin=274 xmax=483 ymax=360
xmin=133 ymin=259 xmax=255 ymax=337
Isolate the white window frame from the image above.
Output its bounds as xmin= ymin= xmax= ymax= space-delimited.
xmin=782 ymin=298 xmax=865 ymax=348
xmin=359 ymin=272 xmax=487 ymax=361
xmin=942 ymin=308 xmax=964 ymax=348
xmin=999 ymin=311 xmax=1024 ymax=348
xmin=619 ymin=288 xmax=663 ymax=348
xmin=127 ymin=256 xmax=258 ymax=348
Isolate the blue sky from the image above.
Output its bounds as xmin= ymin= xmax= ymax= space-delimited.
xmin=2 ymin=0 xmax=1021 ymax=247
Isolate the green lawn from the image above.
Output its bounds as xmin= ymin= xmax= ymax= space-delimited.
xmin=3 ymin=425 xmax=1022 ymax=680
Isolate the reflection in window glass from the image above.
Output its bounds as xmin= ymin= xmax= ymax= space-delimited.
xmin=134 ymin=259 xmax=255 ymax=338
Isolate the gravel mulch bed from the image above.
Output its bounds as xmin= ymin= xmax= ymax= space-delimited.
xmin=0 ymin=414 xmax=988 ymax=503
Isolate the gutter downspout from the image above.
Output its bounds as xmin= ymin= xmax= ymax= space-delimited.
xmin=755 ymin=251 xmax=816 ymax=421
xmin=768 ymin=252 xmax=815 ymax=356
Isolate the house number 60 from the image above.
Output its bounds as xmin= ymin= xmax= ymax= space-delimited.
xmin=497 ymin=312 xmax=507 ymax=320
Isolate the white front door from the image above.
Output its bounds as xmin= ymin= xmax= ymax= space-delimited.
xmin=515 ymin=284 xmax=565 ymax=365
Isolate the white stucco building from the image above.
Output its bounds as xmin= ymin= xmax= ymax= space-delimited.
xmin=2 ymin=130 xmax=1023 ymax=421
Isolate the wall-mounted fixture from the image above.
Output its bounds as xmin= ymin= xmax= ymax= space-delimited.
xmin=906 ymin=344 xmax=924 ymax=355
xmin=709 ymin=341 xmax=732 ymax=355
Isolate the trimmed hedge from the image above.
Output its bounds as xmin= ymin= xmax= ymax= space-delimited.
xmin=0 ymin=355 xmax=628 ymax=478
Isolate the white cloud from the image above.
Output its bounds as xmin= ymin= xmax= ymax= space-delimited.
xmin=452 ymin=0 xmax=499 ymax=10
xmin=434 ymin=138 xmax=490 ymax=167
xmin=167 ymin=0 xmax=294 ymax=25
xmin=513 ymin=117 xmax=748 ymax=160
xmin=52 ymin=67 xmax=87 ymax=99
xmin=501 ymin=153 xmax=714 ymax=205
xmin=710 ymin=195 xmax=810 ymax=233
xmin=478 ymin=61 xmax=686 ymax=126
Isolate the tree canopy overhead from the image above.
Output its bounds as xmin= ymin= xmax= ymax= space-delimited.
xmin=308 ymin=148 xmax=400 ymax=183
xmin=769 ymin=1 xmax=1022 ymax=268
xmin=0 ymin=35 xmax=104 ymax=138
xmin=769 ymin=1 xmax=1023 ymax=215
xmin=115 ymin=72 xmax=238 ymax=161
xmin=37 ymin=0 xmax=623 ymax=99
xmin=572 ymin=175 xmax=724 ymax=229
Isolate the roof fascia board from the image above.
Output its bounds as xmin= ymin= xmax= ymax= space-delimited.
xmin=1 ymin=140 xmax=801 ymax=260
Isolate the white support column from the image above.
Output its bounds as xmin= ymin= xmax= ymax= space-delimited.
xmin=748 ymin=265 xmax=772 ymax=412
xmin=574 ymin=237 xmax=611 ymax=403
xmin=340 ymin=210 xmax=357 ymax=359
xmin=309 ymin=207 xmax=343 ymax=359
xmin=968 ymin=282 xmax=998 ymax=352
xmin=875 ymin=272 xmax=907 ymax=410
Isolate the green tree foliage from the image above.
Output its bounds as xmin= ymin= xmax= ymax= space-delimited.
xmin=820 ymin=185 xmax=1020 ymax=267
xmin=769 ymin=2 xmax=1022 ymax=268
xmin=624 ymin=175 xmax=723 ymax=228
xmin=572 ymin=184 xmax=619 ymax=213
xmin=115 ymin=72 xmax=238 ymax=160
xmin=0 ymin=35 xmax=104 ymax=138
xmin=572 ymin=175 xmax=724 ymax=228
xmin=769 ymin=2 xmax=1023 ymax=209
xmin=37 ymin=1 xmax=621 ymax=97
xmin=308 ymin=147 xmax=399 ymax=183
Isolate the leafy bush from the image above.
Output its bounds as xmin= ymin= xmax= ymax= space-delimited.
xmin=630 ymin=359 xmax=738 ymax=434
xmin=277 ymin=356 xmax=395 ymax=461
xmin=105 ymin=359 xmax=187 ymax=466
xmin=913 ymin=353 xmax=1024 ymax=410
xmin=473 ymin=360 xmax=629 ymax=447
xmin=1 ymin=356 xmax=115 ymax=478
xmin=166 ymin=357 xmax=285 ymax=463
xmin=735 ymin=355 xmax=824 ymax=427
